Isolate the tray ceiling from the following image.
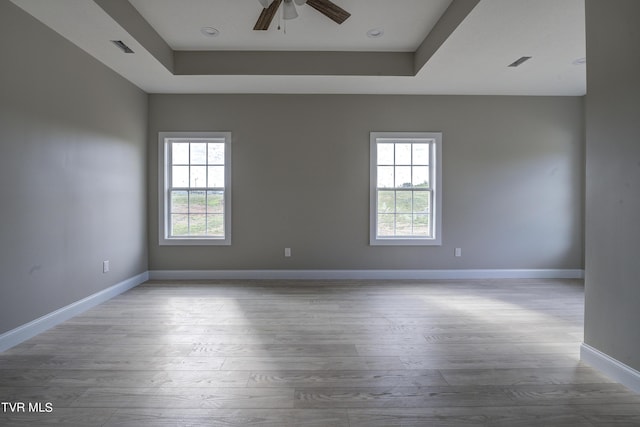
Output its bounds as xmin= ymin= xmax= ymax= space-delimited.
xmin=10 ymin=0 xmax=586 ymax=95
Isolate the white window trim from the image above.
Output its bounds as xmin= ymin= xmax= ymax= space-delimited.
xmin=158 ymin=131 xmax=232 ymax=246
xmin=370 ymin=132 xmax=442 ymax=246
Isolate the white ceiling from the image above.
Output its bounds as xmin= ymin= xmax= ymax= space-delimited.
xmin=129 ymin=0 xmax=453 ymax=52
xmin=11 ymin=0 xmax=586 ymax=96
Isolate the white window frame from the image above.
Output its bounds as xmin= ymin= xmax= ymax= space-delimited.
xmin=370 ymin=132 xmax=442 ymax=246
xmin=158 ymin=132 xmax=232 ymax=246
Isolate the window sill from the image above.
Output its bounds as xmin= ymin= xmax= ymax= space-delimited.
xmin=370 ymin=238 xmax=442 ymax=246
xmin=159 ymin=238 xmax=231 ymax=246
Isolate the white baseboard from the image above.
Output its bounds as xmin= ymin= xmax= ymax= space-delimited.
xmin=0 ymin=271 xmax=149 ymax=352
xmin=149 ymin=269 xmax=584 ymax=281
xmin=581 ymin=343 xmax=640 ymax=393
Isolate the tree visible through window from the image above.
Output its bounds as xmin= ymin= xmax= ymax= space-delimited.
xmin=370 ymin=132 xmax=442 ymax=246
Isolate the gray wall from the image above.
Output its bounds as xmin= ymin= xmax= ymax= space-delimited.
xmin=0 ymin=2 xmax=148 ymax=334
xmin=584 ymin=0 xmax=640 ymax=371
xmin=149 ymin=94 xmax=584 ymax=271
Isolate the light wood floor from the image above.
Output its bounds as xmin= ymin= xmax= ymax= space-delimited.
xmin=1 ymin=279 xmax=639 ymax=426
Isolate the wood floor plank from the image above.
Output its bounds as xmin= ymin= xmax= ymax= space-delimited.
xmin=0 ymin=355 xmax=55 ymax=369
xmin=36 ymin=356 xmax=226 ymax=371
xmin=10 ymin=343 xmax=194 ymax=357
xmin=347 ymin=406 xmax=594 ymax=427
xmin=0 ymin=369 xmax=250 ymax=388
xmin=400 ymin=353 xmax=581 ymax=370
xmin=189 ymin=343 xmax=358 ymax=357
xmin=70 ymin=387 xmax=295 ymax=409
xmin=439 ymin=366 xmax=617 ymax=386
xmin=0 ymin=386 xmax=87 ymax=407
xmin=356 ymin=343 xmax=534 ymax=357
xmin=294 ymin=385 xmax=510 ymax=408
xmin=420 ymin=331 xmax=578 ymax=344
xmin=103 ymin=408 xmax=349 ymax=427
xmin=247 ymin=370 xmax=448 ymax=388
xmin=27 ymin=333 xmax=280 ymax=345
xmin=221 ymin=356 xmax=405 ymax=371
xmin=503 ymin=383 xmax=640 ymax=405
xmin=0 ymin=408 xmax=115 ymax=427
xmin=0 ymin=369 xmax=58 ymax=387
xmin=579 ymin=403 xmax=640 ymax=426
xmin=297 ymin=383 xmax=640 ymax=409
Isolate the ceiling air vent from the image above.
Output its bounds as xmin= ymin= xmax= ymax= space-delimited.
xmin=508 ymin=56 xmax=532 ymax=67
xmin=111 ymin=40 xmax=134 ymax=54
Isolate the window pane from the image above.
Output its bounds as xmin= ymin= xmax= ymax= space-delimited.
xmin=396 ymin=191 xmax=412 ymax=213
xmin=207 ymin=214 xmax=224 ymax=236
xmin=413 ymin=191 xmax=431 ymax=213
xmin=377 ymin=190 xmax=395 ymax=213
xmin=172 ymin=166 xmax=189 ymax=187
xmin=370 ymin=133 xmax=440 ymax=245
xmin=377 ymin=143 xmax=394 ymax=165
xmin=396 ymin=143 xmax=412 ymax=165
xmin=189 ymin=191 xmax=206 ymax=213
xmin=413 ymin=214 xmax=431 ymax=237
xmin=395 ymin=166 xmax=412 ymax=188
xmin=190 ymin=143 xmax=207 ymax=165
xmin=163 ymin=133 xmax=231 ymax=244
xmin=189 ymin=214 xmax=206 ymax=235
xmin=190 ymin=166 xmax=206 ymax=188
xmin=396 ymin=214 xmax=412 ymax=235
xmin=171 ymin=214 xmax=188 ymax=236
xmin=412 ymin=166 xmax=429 ymax=188
xmin=208 ymin=166 xmax=225 ymax=188
xmin=170 ymin=191 xmax=188 ymax=214
xmin=377 ymin=214 xmax=395 ymax=236
xmin=207 ymin=191 xmax=224 ymax=213
xmin=413 ymin=143 xmax=430 ymax=165
xmin=377 ymin=166 xmax=394 ymax=188
xmin=208 ymin=143 xmax=225 ymax=165
xmin=172 ymin=143 xmax=189 ymax=165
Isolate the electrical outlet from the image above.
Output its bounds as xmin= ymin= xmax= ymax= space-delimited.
xmin=284 ymin=248 xmax=291 ymax=257
xmin=454 ymin=248 xmax=462 ymax=257
xmin=103 ymin=260 xmax=110 ymax=273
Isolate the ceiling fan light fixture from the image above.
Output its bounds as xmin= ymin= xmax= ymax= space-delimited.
xmin=282 ymin=0 xmax=298 ymax=20
xmin=254 ymin=0 xmax=350 ymax=30
xmin=258 ymin=0 xmax=275 ymax=8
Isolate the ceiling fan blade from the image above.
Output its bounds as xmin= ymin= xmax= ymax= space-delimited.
xmin=254 ymin=0 xmax=282 ymax=30
xmin=306 ymin=0 xmax=350 ymax=24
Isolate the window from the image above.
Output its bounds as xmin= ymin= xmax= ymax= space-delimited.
xmin=159 ymin=132 xmax=231 ymax=245
xmin=370 ymin=132 xmax=442 ymax=246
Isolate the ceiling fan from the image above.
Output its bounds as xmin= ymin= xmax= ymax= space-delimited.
xmin=254 ymin=0 xmax=351 ymax=31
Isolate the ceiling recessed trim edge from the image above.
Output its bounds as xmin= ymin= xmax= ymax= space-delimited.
xmin=93 ymin=0 xmax=479 ymax=78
